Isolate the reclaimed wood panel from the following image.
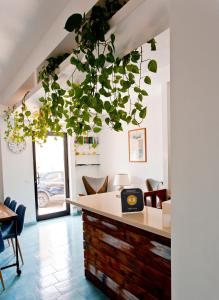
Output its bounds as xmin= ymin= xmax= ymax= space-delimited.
xmin=82 ymin=209 xmax=171 ymax=300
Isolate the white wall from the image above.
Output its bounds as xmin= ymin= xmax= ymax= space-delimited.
xmin=0 ymin=128 xmax=36 ymax=223
xmin=162 ymin=81 xmax=170 ymax=190
xmin=171 ymin=1 xmax=219 ymax=299
xmin=99 ymin=84 xmax=165 ymax=191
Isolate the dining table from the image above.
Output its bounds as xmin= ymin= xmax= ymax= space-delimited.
xmin=0 ymin=203 xmax=21 ymax=275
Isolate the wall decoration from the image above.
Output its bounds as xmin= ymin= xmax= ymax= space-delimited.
xmin=128 ymin=128 xmax=146 ymax=162
xmin=8 ymin=140 xmax=26 ymax=154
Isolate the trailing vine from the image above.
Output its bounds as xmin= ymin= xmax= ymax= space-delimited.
xmin=4 ymin=0 xmax=157 ymax=143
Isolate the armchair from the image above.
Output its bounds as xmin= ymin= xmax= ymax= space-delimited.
xmin=80 ymin=176 xmax=108 ymax=196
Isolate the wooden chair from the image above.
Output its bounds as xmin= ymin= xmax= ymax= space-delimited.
xmin=81 ymin=176 xmax=108 ymax=195
xmin=144 ymin=189 xmax=168 ymax=209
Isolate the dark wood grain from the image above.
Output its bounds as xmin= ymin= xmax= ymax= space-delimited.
xmin=82 ymin=209 xmax=171 ymax=300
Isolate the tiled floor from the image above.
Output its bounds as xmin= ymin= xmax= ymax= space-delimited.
xmin=0 ymin=215 xmax=109 ymax=300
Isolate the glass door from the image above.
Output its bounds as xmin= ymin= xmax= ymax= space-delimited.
xmin=33 ymin=134 xmax=70 ymax=221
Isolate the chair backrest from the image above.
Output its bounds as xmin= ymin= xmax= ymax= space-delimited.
xmin=144 ymin=189 xmax=168 ymax=209
xmin=4 ymin=197 xmax=11 ymax=207
xmin=0 ymin=230 xmax=5 ymax=253
xmin=9 ymin=200 xmax=17 ymax=212
xmin=16 ymin=205 xmax=26 ymax=236
xmin=146 ymin=178 xmax=163 ymax=191
xmin=82 ymin=176 xmax=108 ymax=195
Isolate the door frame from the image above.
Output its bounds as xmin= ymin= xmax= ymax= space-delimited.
xmin=32 ymin=133 xmax=70 ymax=221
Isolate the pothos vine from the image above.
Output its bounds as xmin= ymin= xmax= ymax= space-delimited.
xmin=4 ymin=0 xmax=157 ymax=144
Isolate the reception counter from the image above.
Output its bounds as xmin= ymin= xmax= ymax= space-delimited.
xmin=68 ymin=191 xmax=171 ymax=299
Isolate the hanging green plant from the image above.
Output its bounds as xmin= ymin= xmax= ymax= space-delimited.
xmin=4 ymin=0 xmax=157 ymax=143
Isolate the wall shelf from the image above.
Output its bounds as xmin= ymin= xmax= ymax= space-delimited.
xmin=75 ymin=134 xmax=100 ymax=166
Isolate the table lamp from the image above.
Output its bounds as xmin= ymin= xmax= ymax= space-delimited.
xmin=113 ymin=174 xmax=130 ymax=191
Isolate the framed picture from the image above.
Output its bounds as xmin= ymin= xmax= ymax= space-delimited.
xmin=128 ymin=128 xmax=147 ymax=162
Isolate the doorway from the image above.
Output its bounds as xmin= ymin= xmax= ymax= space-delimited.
xmin=33 ymin=134 xmax=70 ymax=221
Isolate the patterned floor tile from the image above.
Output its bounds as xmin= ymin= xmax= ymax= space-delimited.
xmin=0 ymin=216 xmax=109 ymax=300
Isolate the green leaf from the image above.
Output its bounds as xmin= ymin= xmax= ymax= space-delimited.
xmin=67 ymin=128 xmax=72 ymax=135
xmin=141 ymin=89 xmax=148 ymax=96
xmin=93 ymin=127 xmax=101 ymax=133
xmin=110 ymin=34 xmax=115 ymax=44
xmin=98 ymin=54 xmax=105 ymax=68
xmin=126 ymin=116 xmax=131 ymax=123
xmin=75 ymin=88 xmax=83 ymax=98
xmin=105 ymin=117 xmax=110 ymax=125
xmin=144 ymin=76 xmax=151 ymax=85
xmin=77 ymin=136 xmax=83 ymax=144
xmin=95 ymin=98 xmax=103 ymax=113
xmin=147 ymin=38 xmax=156 ymax=51
xmin=128 ymin=73 xmax=135 ymax=83
xmin=134 ymin=86 xmax=141 ymax=93
xmin=138 ymin=94 xmax=143 ymax=101
xmin=120 ymin=80 xmax=131 ymax=89
xmin=104 ymin=101 xmax=111 ymax=112
xmin=82 ymin=28 xmax=94 ymax=42
xmin=83 ymin=111 xmax=90 ymax=122
xmin=132 ymin=119 xmax=138 ymax=125
xmin=127 ymin=64 xmax=139 ymax=74
xmin=70 ymin=56 xmax=79 ymax=66
xmin=84 ymin=124 xmax=91 ymax=131
xmin=105 ymin=66 xmax=113 ymax=75
xmin=25 ymin=111 xmax=31 ymax=117
xmin=99 ymin=88 xmax=111 ymax=97
xmin=42 ymin=82 xmax=49 ymax=93
xmin=114 ymin=122 xmax=122 ymax=131
xmin=122 ymin=95 xmax=129 ymax=103
xmin=135 ymin=103 xmax=142 ymax=110
xmin=117 ymin=66 xmax=125 ymax=74
xmin=131 ymin=50 xmax=140 ymax=63
xmin=67 ymin=80 xmax=71 ymax=87
xmin=139 ymin=107 xmax=147 ymax=119
xmin=65 ymin=13 xmax=82 ymax=32
xmin=93 ymin=116 xmax=102 ymax=127
xmin=58 ymin=89 xmax=65 ymax=96
xmin=148 ymin=60 xmax=157 ymax=73
xmin=106 ymin=53 xmax=114 ymax=63
xmin=86 ymin=51 xmax=95 ymax=67
xmin=102 ymin=79 xmax=111 ymax=90
xmin=131 ymin=108 xmax=136 ymax=115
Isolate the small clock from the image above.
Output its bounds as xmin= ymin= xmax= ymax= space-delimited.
xmin=8 ymin=141 xmax=26 ymax=154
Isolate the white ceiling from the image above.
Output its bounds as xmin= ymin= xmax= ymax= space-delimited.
xmin=0 ymin=0 xmax=169 ymax=105
xmin=0 ymin=0 xmax=71 ymax=94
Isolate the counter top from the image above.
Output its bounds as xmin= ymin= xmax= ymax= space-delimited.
xmin=67 ymin=191 xmax=171 ymax=239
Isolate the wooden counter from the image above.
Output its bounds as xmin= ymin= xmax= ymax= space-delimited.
xmin=68 ymin=192 xmax=171 ymax=299
xmin=68 ymin=191 xmax=171 ymax=239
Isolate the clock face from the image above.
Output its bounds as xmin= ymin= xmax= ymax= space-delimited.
xmin=8 ymin=141 xmax=26 ymax=154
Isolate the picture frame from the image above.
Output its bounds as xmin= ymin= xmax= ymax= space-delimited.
xmin=128 ymin=128 xmax=147 ymax=162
